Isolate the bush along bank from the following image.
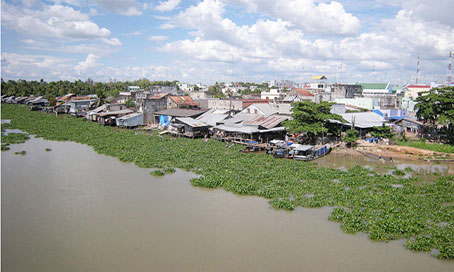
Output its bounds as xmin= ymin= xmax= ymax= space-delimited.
xmin=2 ymin=104 xmax=454 ymax=259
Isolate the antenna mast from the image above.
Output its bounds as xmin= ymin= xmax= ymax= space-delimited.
xmin=416 ymin=56 xmax=420 ymax=85
xmin=448 ymin=51 xmax=453 ymax=85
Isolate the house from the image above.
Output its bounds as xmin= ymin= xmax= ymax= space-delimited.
xmin=241 ymin=99 xmax=271 ymax=108
xmin=394 ymin=117 xmax=424 ymax=135
xmin=117 ymin=92 xmax=132 ymax=103
xmin=330 ymin=112 xmax=387 ymax=137
xmin=138 ymin=93 xmax=169 ymax=124
xmin=198 ymin=98 xmax=243 ymax=111
xmin=105 ymin=103 xmax=127 ymax=112
xmin=359 ymin=83 xmax=394 ymax=96
xmin=116 ymin=112 xmax=144 ymax=128
xmin=331 ymin=84 xmax=362 ymax=99
xmin=86 ymin=105 xmax=106 ymax=121
xmin=167 ymin=96 xmax=198 ymax=109
xmin=405 ymin=85 xmax=431 ymax=100
xmin=213 ymin=110 xmax=289 ymax=143
xmin=68 ymin=97 xmax=98 ymax=117
xmin=195 ymin=109 xmax=230 ymax=126
xmin=154 ymin=108 xmax=207 ymax=125
xmin=240 ymin=104 xmax=277 ymax=116
xmin=260 ymin=88 xmax=283 ymax=102
xmin=97 ymin=109 xmax=134 ymax=126
xmin=169 ymin=117 xmax=210 ymax=138
xmin=282 ymin=88 xmax=315 ymax=103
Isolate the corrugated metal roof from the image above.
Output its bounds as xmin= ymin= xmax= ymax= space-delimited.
xmin=241 ymin=99 xmax=271 ymax=108
xmin=117 ymin=112 xmax=143 ymax=120
xmin=155 ymin=108 xmax=207 ymax=117
xmin=214 ymin=124 xmax=286 ymax=134
xmin=222 ymin=113 xmax=256 ymax=124
xmin=97 ymin=109 xmax=134 ymax=117
xmin=150 ymin=93 xmax=169 ymax=99
xmin=169 ymin=96 xmax=198 ymax=106
xmin=334 ymin=112 xmax=386 ymax=128
xmin=175 ymin=117 xmax=209 ymax=127
xmin=294 ymin=88 xmax=314 ymax=97
xmin=242 ymin=114 xmax=289 ymax=129
xmin=195 ymin=109 xmax=229 ymax=126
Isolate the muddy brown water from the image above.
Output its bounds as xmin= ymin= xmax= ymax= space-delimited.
xmin=2 ymin=137 xmax=453 ymax=271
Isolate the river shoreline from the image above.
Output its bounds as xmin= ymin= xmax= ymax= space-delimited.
xmin=2 ymin=104 xmax=454 ymax=260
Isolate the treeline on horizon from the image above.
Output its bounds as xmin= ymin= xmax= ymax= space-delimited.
xmin=1 ymin=78 xmax=273 ymax=100
xmin=0 ymin=78 xmax=180 ymax=100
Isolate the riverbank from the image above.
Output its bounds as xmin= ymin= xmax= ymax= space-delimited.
xmin=2 ymin=104 xmax=454 ymax=260
xmin=335 ymin=143 xmax=454 ymax=161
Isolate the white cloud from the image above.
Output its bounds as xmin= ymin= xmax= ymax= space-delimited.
xmin=2 ymin=1 xmax=121 ymax=46
xmin=155 ymin=0 xmax=180 ymax=12
xmin=159 ymin=23 xmax=175 ymax=29
xmin=223 ymin=0 xmax=360 ymax=35
xmin=148 ymin=35 xmax=168 ymax=42
xmin=75 ymin=53 xmax=101 ymax=74
xmin=1 ymin=52 xmax=75 ymax=80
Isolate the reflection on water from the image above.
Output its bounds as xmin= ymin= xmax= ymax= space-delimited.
xmin=2 ymin=128 xmax=26 ymax=136
xmin=2 ymin=137 xmax=453 ymax=272
xmin=316 ymin=151 xmax=454 ymax=178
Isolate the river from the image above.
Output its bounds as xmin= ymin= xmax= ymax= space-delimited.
xmin=2 ymin=137 xmax=453 ymax=271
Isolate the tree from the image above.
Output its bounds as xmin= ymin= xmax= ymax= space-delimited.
xmin=283 ymin=101 xmax=344 ymax=144
xmin=370 ymin=124 xmax=394 ymax=139
xmin=344 ymin=129 xmax=359 ymax=147
xmin=415 ymin=86 xmax=454 ymax=143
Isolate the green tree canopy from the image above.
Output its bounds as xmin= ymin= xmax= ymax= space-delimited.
xmin=370 ymin=124 xmax=394 ymax=139
xmin=283 ymin=101 xmax=344 ymax=143
xmin=415 ymin=86 xmax=454 ymax=143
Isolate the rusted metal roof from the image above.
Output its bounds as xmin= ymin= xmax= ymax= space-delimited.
xmin=294 ymin=88 xmax=314 ymax=97
xmin=150 ymin=93 xmax=169 ymax=100
xmin=175 ymin=117 xmax=209 ymax=128
xmin=243 ymin=114 xmax=289 ymax=129
xmin=155 ymin=108 xmax=207 ymax=117
xmin=169 ymin=96 xmax=198 ymax=106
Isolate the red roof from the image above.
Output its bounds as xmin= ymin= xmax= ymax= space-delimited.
xmin=169 ymin=96 xmax=198 ymax=107
xmin=70 ymin=96 xmax=92 ymax=101
xmin=150 ymin=93 xmax=169 ymax=100
xmin=407 ymin=85 xmax=430 ymax=88
xmin=241 ymin=99 xmax=271 ymax=108
xmin=295 ymin=88 xmax=314 ymax=97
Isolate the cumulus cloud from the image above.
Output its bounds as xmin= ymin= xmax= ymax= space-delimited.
xmin=2 ymin=1 xmax=121 ymax=46
xmin=224 ymin=0 xmax=360 ymax=35
xmin=155 ymin=0 xmax=180 ymax=12
xmin=75 ymin=54 xmax=101 ymax=74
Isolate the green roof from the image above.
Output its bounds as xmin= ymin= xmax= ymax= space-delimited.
xmin=358 ymin=83 xmax=388 ymax=90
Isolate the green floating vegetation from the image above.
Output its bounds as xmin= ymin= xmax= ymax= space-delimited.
xmin=2 ymin=104 xmax=454 ymax=260
xmin=1 ymin=131 xmax=30 ymax=151
xmin=163 ymin=167 xmax=176 ymax=174
xmin=45 ymin=148 xmax=52 ymax=152
xmin=396 ymin=140 xmax=454 ymax=154
xmin=150 ymin=170 xmax=165 ymax=177
xmin=14 ymin=150 xmax=26 ymax=155
xmin=393 ymin=169 xmax=406 ymax=176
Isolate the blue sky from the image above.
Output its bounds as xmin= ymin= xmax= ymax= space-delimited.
xmin=2 ymin=0 xmax=454 ymax=84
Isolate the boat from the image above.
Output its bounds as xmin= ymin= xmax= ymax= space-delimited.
xmin=289 ymin=144 xmax=331 ymax=161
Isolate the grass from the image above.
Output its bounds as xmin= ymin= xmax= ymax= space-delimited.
xmin=2 ymin=104 xmax=454 ymax=260
xmin=396 ymin=140 xmax=454 ymax=154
